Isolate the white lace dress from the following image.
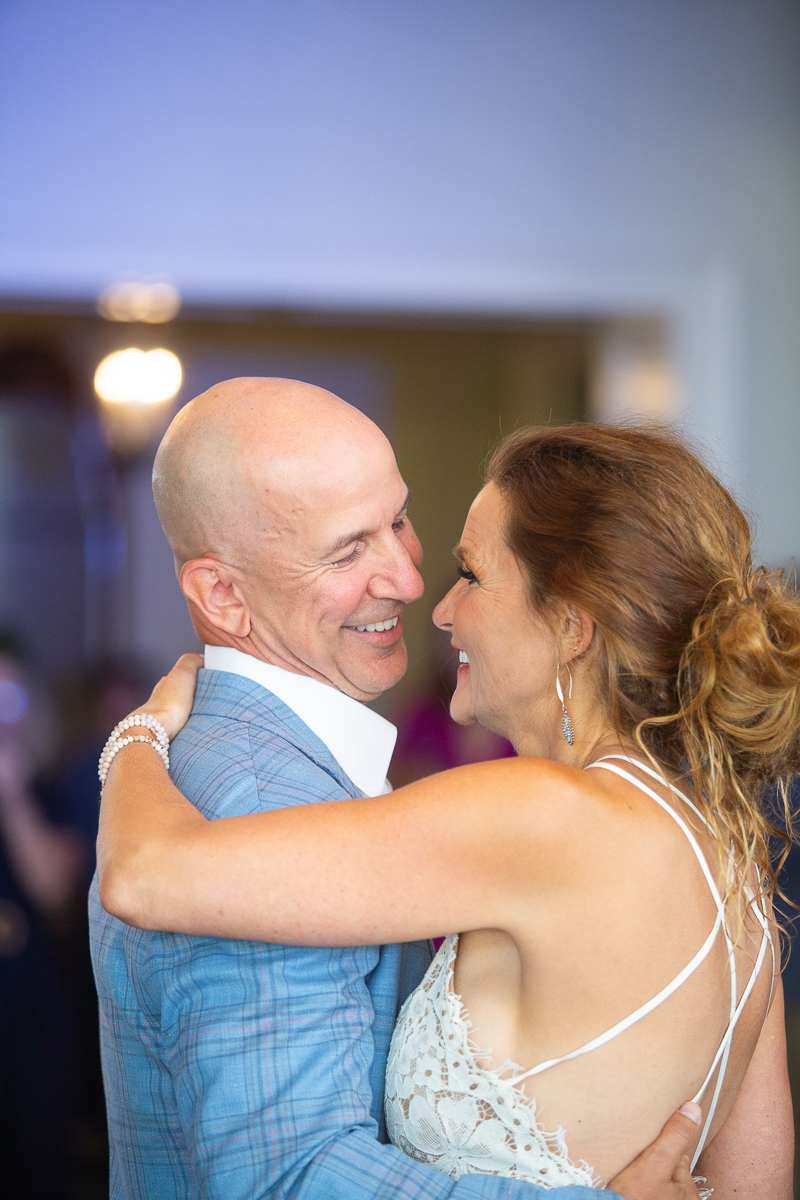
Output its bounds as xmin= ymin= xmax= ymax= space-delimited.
xmin=385 ymin=934 xmax=599 ymax=1188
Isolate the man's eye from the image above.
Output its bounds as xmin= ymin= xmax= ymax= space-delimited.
xmin=392 ymin=517 xmax=406 ymax=532
xmin=457 ymin=565 xmax=477 ymax=583
xmin=333 ymin=544 xmax=363 ymax=568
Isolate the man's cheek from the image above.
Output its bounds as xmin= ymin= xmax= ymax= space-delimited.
xmin=324 ymin=581 xmax=367 ymax=619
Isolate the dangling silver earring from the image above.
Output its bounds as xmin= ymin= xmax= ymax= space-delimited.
xmin=556 ymin=663 xmax=574 ymax=745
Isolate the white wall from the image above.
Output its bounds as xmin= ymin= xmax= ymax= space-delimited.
xmin=1 ymin=0 xmax=798 ymax=557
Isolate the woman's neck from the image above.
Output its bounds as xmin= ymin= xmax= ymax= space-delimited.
xmin=512 ymin=712 xmax=635 ymax=770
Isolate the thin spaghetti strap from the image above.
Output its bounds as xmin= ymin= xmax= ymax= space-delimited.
xmin=500 ymin=752 xmax=772 ymax=1152
xmin=504 ymin=758 xmax=731 ymax=1087
xmin=587 ymin=754 xmax=775 ymax=1168
xmin=509 ymin=910 xmax=724 ymax=1085
xmin=587 ymin=761 xmax=727 ymax=914
xmin=589 ymin=755 xmax=711 ymax=829
xmin=689 ymin=924 xmax=771 ymax=1167
xmin=689 ymin=885 xmax=774 ymax=1167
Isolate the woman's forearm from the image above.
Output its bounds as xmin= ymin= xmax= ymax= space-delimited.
xmin=97 ymin=742 xmax=208 ymax=925
xmin=97 ymin=650 xmax=206 ymax=924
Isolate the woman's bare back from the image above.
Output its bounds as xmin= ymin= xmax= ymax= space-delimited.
xmin=386 ymin=757 xmax=774 ymax=1185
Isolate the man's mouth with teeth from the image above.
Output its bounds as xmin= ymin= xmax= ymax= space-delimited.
xmin=458 ymin=650 xmax=469 ymax=664
xmin=351 ymin=616 xmax=400 ymax=633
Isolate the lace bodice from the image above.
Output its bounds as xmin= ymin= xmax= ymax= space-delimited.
xmin=385 ymin=934 xmax=598 ymax=1188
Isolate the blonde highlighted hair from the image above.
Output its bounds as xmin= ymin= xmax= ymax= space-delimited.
xmin=486 ymin=423 xmax=800 ymax=913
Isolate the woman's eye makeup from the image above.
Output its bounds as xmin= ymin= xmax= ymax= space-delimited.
xmin=457 ymin=565 xmax=478 ymax=583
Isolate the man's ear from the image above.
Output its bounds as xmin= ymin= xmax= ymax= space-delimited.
xmin=564 ymin=604 xmax=595 ymax=662
xmin=180 ymin=559 xmax=251 ymax=639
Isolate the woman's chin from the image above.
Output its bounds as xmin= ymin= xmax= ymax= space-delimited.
xmin=449 ymin=688 xmax=475 ymax=727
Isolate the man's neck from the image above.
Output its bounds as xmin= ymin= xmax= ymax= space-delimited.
xmin=204 ymin=633 xmax=335 ymax=686
xmin=202 ymin=635 xmax=374 ymax=702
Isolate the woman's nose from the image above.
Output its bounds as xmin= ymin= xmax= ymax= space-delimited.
xmin=433 ymin=582 xmax=458 ymax=630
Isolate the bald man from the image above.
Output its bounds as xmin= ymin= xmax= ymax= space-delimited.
xmin=152 ymin=377 xmax=422 ymax=703
xmin=90 ymin=379 xmax=701 ymax=1200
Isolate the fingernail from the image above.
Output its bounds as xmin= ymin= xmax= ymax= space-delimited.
xmin=679 ymin=1102 xmax=702 ymax=1125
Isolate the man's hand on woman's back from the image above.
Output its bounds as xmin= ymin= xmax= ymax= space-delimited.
xmin=608 ymin=1104 xmax=702 ymax=1199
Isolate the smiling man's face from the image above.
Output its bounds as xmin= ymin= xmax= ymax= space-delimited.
xmin=238 ymin=432 xmax=424 ymax=700
xmin=155 ymin=377 xmax=425 ymax=701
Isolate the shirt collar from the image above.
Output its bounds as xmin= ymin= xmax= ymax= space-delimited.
xmin=203 ymin=645 xmax=397 ymax=797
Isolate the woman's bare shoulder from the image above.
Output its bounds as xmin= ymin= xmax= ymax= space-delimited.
xmin=399 ymin=754 xmax=598 ymax=838
xmin=410 ymin=752 xmax=586 ymax=788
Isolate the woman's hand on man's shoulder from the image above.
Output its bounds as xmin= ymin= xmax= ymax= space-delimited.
xmin=136 ymin=653 xmax=204 ymax=743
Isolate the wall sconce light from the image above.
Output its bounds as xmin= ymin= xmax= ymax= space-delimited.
xmin=94 ymin=348 xmax=183 ymax=454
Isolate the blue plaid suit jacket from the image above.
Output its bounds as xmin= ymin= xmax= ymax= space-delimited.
xmin=90 ymin=668 xmax=610 ymax=1199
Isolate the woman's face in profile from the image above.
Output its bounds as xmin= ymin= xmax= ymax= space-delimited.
xmin=433 ymin=484 xmax=558 ymax=748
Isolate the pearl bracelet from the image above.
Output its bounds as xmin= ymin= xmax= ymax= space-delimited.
xmin=111 ymin=712 xmax=169 ymax=748
xmin=98 ymin=714 xmax=170 ymax=787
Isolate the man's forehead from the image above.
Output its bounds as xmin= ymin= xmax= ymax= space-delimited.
xmin=273 ymin=467 xmax=407 ymax=513
xmin=254 ymin=469 xmax=406 ymax=546
xmin=255 ymin=438 xmax=397 ymax=495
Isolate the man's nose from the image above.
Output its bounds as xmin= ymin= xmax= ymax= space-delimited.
xmin=370 ymin=532 xmax=424 ymax=603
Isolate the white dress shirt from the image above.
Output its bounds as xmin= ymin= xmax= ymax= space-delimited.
xmin=203 ymin=645 xmax=397 ymax=797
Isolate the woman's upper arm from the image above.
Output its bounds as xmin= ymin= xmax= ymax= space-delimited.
xmin=695 ymin=973 xmax=793 ymax=1200
xmin=111 ymin=754 xmax=567 ymax=944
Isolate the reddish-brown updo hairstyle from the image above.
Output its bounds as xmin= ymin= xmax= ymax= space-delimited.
xmin=486 ymin=422 xmax=800 ymax=910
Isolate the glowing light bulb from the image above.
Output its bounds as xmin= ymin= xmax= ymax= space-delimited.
xmin=94 ymin=348 xmax=182 ymax=407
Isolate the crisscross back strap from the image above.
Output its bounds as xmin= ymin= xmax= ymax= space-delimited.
xmin=582 ymin=756 xmax=773 ymax=1168
xmin=509 ymin=756 xmax=728 ymax=1087
xmin=508 ymin=909 xmax=724 ymax=1085
xmin=688 ymin=901 xmax=771 ymax=1165
xmin=588 ymin=759 xmax=727 ymax=912
xmin=598 ymin=756 xmax=711 ymax=827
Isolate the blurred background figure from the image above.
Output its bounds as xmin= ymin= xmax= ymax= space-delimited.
xmin=0 ymin=637 xmax=85 ymax=1199
xmin=50 ymin=660 xmax=151 ymax=869
xmin=0 ymin=645 xmax=152 ymax=1199
xmin=42 ymin=659 xmax=152 ymax=1199
xmin=0 ymin=0 xmax=797 ymax=1193
xmin=778 ymin=802 xmax=800 ymax=1189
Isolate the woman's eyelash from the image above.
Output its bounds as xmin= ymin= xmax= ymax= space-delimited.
xmin=457 ymin=565 xmax=477 ymax=582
